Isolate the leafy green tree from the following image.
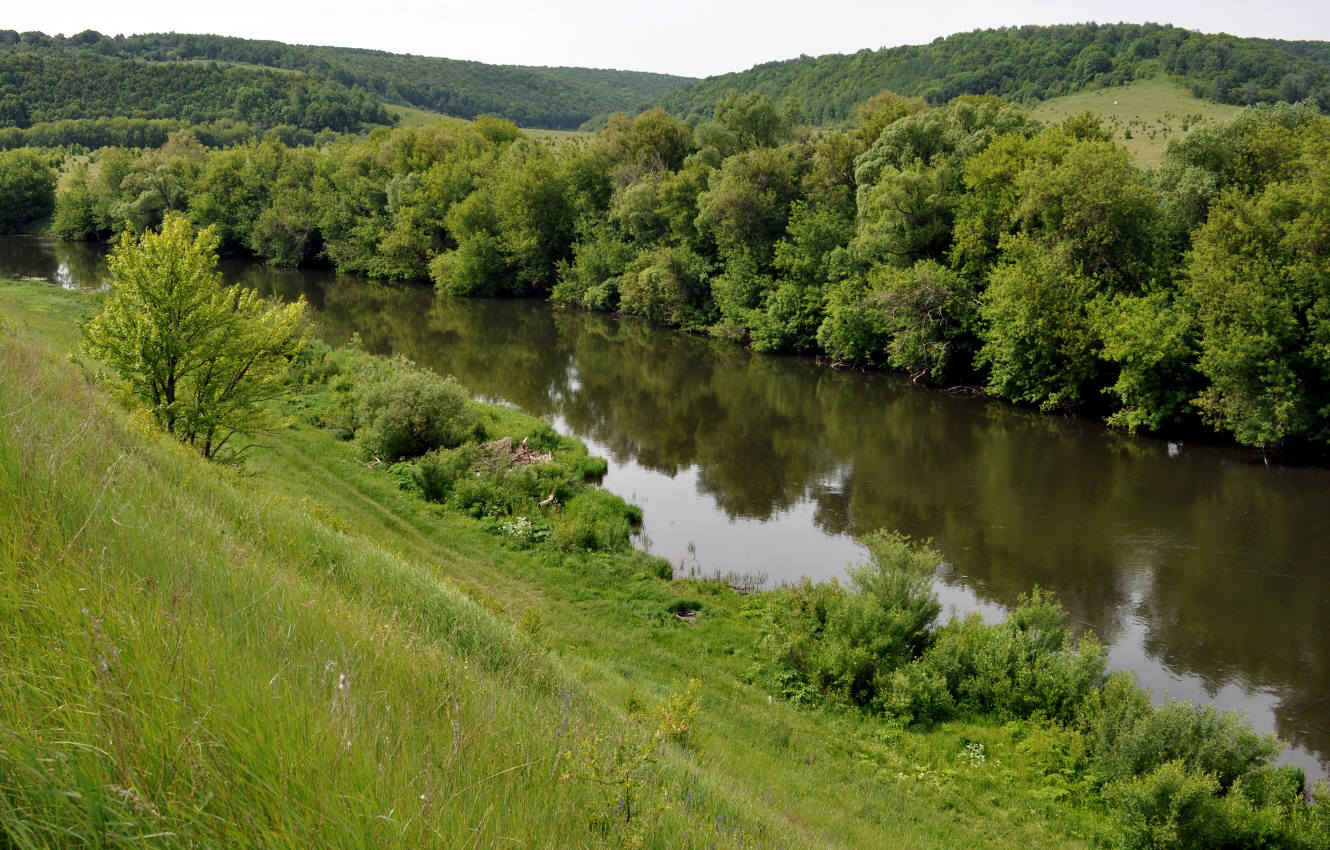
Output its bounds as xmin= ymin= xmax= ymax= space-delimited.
xmin=695 ymin=143 xmax=806 ymax=269
xmin=0 ymin=148 xmax=56 ymax=232
xmin=110 ymin=129 xmax=208 ymax=234
xmin=978 ymin=235 xmax=1105 ymax=409
xmin=817 ymin=260 xmax=975 ymax=380
xmin=80 ymin=215 xmax=307 ymax=461
xmin=1096 ymin=291 xmax=1197 ymax=432
xmin=1186 ymin=177 xmax=1330 ymax=449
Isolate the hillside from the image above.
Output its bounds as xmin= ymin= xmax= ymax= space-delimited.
xmin=1029 ymin=77 xmax=1244 ymax=163
xmin=657 ymin=22 xmax=1330 ymax=125
xmin=1 ymin=279 xmax=1124 ymax=848
xmin=0 ymin=49 xmax=391 ymax=134
xmin=0 ymin=30 xmax=697 ymax=131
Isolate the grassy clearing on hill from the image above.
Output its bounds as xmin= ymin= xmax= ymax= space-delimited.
xmin=1029 ymin=78 xmax=1244 ymax=165
xmin=0 ymin=280 xmax=1134 ymax=848
xmin=386 ymin=103 xmax=591 ymax=143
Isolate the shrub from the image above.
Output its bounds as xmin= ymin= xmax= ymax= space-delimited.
xmin=885 ymin=588 xmax=1106 ymax=725
xmin=1103 ymin=761 xmax=1315 ymax=850
xmin=554 ymin=489 xmax=636 ymax=551
xmin=355 ymin=368 xmax=475 ymax=460
xmin=415 ymin=444 xmax=478 ymax=503
xmin=1103 ymin=760 xmax=1226 ymax=850
xmin=756 ymin=532 xmax=941 ymax=709
xmin=1082 ymin=688 xmax=1281 ymax=790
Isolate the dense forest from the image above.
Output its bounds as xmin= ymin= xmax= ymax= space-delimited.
xmin=0 ymin=30 xmax=695 ymax=131
xmin=0 ymin=45 xmax=391 ymax=137
xmin=11 ymin=82 xmax=1328 ymax=457
xmin=659 ymin=23 xmax=1330 ymax=125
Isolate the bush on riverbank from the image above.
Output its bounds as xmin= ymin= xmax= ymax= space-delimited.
xmin=750 ymin=533 xmax=1329 ymax=849
xmin=289 ymin=339 xmax=641 ymax=553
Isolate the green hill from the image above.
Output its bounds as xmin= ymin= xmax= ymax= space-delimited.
xmin=0 ymin=49 xmax=391 ymax=134
xmin=1029 ymin=77 xmax=1244 ymax=163
xmin=0 ymin=30 xmax=697 ymax=131
xmin=657 ymin=23 xmax=1330 ymax=126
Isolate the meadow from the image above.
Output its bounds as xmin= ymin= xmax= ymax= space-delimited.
xmin=1029 ymin=77 xmax=1244 ymax=164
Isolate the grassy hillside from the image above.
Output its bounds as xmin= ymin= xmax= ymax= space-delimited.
xmin=0 ymin=31 xmax=696 ymax=132
xmin=657 ymin=23 xmax=1330 ymax=126
xmin=385 ymin=106 xmax=591 ymax=144
xmin=0 ymin=279 xmax=1123 ymax=848
xmin=1029 ymin=77 xmax=1244 ymax=164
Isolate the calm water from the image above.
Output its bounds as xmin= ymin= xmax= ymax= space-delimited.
xmin=6 ymin=236 xmax=1328 ymax=779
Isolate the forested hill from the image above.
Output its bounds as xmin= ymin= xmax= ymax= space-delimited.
xmin=0 ymin=50 xmax=392 ymax=135
xmin=657 ymin=23 xmax=1330 ymax=125
xmin=0 ymin=30 xmax=696 ymax=131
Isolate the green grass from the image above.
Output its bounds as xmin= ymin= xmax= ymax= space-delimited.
xmin=1030 ymin=78 xmax=1244 ymax=165
xmin=385 ymin=103 xmax=469 ymax=129
xmin=385 ymin=103 xmax=590 ymax=143
xmin=0 ymin=280 xmax=1110 ymax=848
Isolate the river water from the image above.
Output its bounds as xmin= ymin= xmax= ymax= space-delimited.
xmin=5 ymin=235 xmax=1328 ymax=780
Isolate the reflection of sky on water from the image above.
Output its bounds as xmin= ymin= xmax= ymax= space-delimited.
xmin=559 ymin=413 xmax=1328 ymax=781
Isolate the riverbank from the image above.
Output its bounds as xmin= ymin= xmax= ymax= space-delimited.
xmin=6 ymin=235 xmax=1330 ymax=777
xmin=7 ymin=279 xmax=1330 ymax=848
xmin=2 ymin=280 xmax=1117 ymax=847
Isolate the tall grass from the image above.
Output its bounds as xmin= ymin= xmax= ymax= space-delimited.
xmin=3 ymin=281 xmax=1130 ymax=849
xmin=0 ymin=299 xmax=744 ymax=847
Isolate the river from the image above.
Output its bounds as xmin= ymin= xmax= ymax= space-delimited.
xmin=5 ymin=235 xmax=1328 ymax=781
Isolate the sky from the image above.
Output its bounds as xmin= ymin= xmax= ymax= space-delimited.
xmin=7 ymin=1 xmax=1330 ymax=78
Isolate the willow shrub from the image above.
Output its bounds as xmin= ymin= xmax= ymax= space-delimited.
xmin=354 ymin=367 xmax=475 ymax=460
xmin=885 ymin=588 xmax=1107 ymax=725
xmin=756 ymin=531 xmax=942 ymax=709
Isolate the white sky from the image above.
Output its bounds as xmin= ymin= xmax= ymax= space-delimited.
xmin=7 ymin=1 xmax=1330 ymax=78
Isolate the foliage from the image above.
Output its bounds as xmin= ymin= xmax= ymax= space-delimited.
xmin=659 ymin=23 xmax=1330 ymax=125
xmin=0 ymin=47 xmax=390 ymax=134
xmin=756 ymin=531 xmax=941 ymax=709
xmin=354 ymin=366 xmax=475 ymax=460
xmin=554 ymin=488 xmax=637 ymax=552
xmin=0 ymin=148 xmax=56 ymax=232
xmin=1185 ymin=163 xmax=1330 ymax=449
xmin=79 ymin=215 xmax=306 ymax=460
xmin=1079 ymin=674 xmax=1283 ymax=790
xmin=0 ymin=30 xmax=693 ymax=133
xmin=28 ymin=73 xmax=1330 ymax=454
xmin=884 ymin=589 xmax=1107 ymax=726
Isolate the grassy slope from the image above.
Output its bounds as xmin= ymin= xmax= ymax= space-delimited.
xmin=0 ymin=281 xmax=1107 ymax=848
xmin=1029 ymin=78 xmax=1244 ymax=165
xmin=386 ymin=104 xmax=590 ymax=143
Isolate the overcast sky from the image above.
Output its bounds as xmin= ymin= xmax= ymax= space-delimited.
xmin=7 ymin=1 xmax=1330 ymax=78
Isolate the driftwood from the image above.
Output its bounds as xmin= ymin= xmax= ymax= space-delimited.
xmin=538 ymin=490 xmax=557 ymax=508
xmin=674 ymin=611 xmax=698 ymax=624
xmin=481 ymin=435 xmax=553 ymax=468
xmin=356 ymin=455 xmax=385 ymax=468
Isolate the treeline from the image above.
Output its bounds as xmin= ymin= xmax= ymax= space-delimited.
xmin=0 ymin=49 xmax=391 ymax=135
xmin=0 ymin=117 xmax=339 ymax=152
xmin=0 ymin=29 xmax=694 ymax=131
xmin=658 ymin=23 xmax=1330 ymax=125
xmin=31 ymin=91 xmax=1330 ymax=454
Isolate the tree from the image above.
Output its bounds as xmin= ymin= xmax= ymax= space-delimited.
xmin=1186 ymin=178 xmax=1330 ymax=449
xmin=81 ymin=215 xmax=306 ymax=461
xmin=0 ymin=148 xmax=56 ymax=232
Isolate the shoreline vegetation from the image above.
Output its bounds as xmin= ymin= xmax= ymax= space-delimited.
xmin=3 ymin=277 xmax=1329 ymax=847
xmin=4 ymin=90 xmax=1330 ymax=461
